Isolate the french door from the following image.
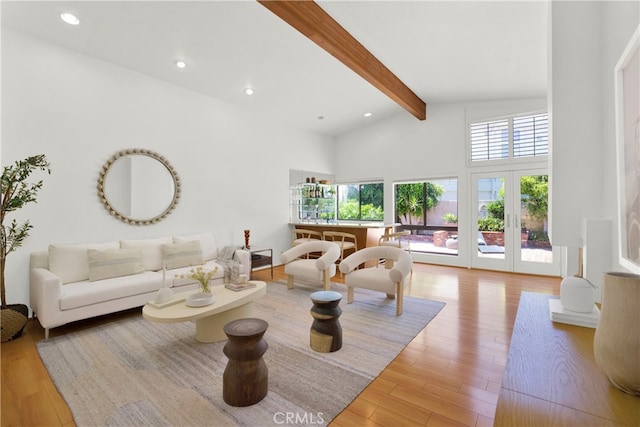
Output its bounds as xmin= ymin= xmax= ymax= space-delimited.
xmin=471 ymin=170 xmax=561 ymax=275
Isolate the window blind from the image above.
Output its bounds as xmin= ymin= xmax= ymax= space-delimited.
xmin=513 ymin=113 xmax=548 ymax=158
xmin=470 ymin=113 xmax=548 ymax=162
xmin=470 ymin=119 xmax=509 ymax=161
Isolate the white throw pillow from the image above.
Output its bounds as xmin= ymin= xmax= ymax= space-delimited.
xmin=49 ymin=241 xmax=119 ymax=284
xmin=173 ymin=233 xmax=219 ymax=261
xmin=120 ymin=237 xmax=172 ymax=271
xmin=87 ymin=248 xmax=145 ymax=282
xmin=162 ymin=241 xmax=204 ymax=269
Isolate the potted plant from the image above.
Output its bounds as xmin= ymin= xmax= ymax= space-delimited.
xmin=1 ymin=154 xmax=50 ymax=342
xmin=443 ymin=213 xmax=458 ymax=225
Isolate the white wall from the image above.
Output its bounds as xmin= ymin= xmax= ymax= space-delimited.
xmin=333 ymin=99 xmax=547 ymax=268
xmin=1 ymin=29 xmax=336 ymax=306
xmin=549 ymin=1 xmax=639 ymax=279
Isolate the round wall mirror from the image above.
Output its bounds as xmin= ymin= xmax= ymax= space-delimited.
xmin=97 ymin=149 xmax=181 ymax=225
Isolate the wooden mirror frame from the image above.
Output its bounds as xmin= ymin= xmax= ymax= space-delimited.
xmin=97 ymin=148 xmax=181 ymax=225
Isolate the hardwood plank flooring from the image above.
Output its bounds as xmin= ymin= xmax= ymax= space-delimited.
xmin=0 ymin=263 xmax=560 ymax=426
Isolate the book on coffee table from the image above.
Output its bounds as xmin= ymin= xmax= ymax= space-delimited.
xmin=225 ymin=282 xmax=257 ymax=292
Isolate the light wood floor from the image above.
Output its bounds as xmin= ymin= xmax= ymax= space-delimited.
xmin=1 ymin=263 xmax=560 ymax=427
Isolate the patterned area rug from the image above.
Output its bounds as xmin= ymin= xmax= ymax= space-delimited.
xmin=37 ymin=280 xmax=445 ymax=426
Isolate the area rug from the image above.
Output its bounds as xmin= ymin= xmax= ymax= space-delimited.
xmin=37 ymin=280 xmax=445 ymax=426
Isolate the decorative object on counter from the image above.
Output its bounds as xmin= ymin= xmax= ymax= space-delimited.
xmin=223 ymin=318 xmax=269 ymax=406
xmin=244 ymin=229 xmax=251 ymax=249
xmin=593 ymin=271 xmax=640 ymax=396
xmin=175 ymin=265 xmax=219 ymax=293
xmin=1 ymin=154 xmax=51 ymax=342
xmin=310 ymin=291 xmax=343 ymax=352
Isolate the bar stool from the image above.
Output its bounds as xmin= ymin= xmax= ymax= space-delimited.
xmin=322 ymin=231 xmax=358 ymax=274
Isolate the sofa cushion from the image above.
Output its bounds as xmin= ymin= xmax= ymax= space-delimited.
xmin=173 ymin=233 xmax=219 ymax=261
xmin=162 ymin=241 xmax=204 ymax=269
xmin=88 ymin=248 xmax=145 ymax=282
xmin=120 ymin=237 xmax=172 ymax=271
xmin=49 ymin=241 xmax=120 ymax=284
xmin=60 ymin=271 xmax=162 ymax=311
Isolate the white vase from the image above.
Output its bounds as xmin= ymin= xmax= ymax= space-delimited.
xmin=593 ymin=271 xmax=640 ymax=395
xmin=560 ymin=276 xmax=595 ymax=313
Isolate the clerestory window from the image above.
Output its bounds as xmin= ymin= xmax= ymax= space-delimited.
xmin=470 ymin=113 xmax=548 ymax=162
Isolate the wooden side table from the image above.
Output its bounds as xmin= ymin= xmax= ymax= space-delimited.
xmin=494 ymin=292 xmax=640 ymax=426
xmin=309 ymin=291 xmax=342 ymax=353
xmin=222 ymin=318 xmax=269 ymax=407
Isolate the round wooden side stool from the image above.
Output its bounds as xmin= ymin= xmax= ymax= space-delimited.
xmin=310 ymin=290 xmax=343 ymax=352
xmin=222 ymin=318 xmax=269 ymax=407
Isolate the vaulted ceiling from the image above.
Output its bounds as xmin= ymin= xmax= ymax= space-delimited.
xmin=1 ymin=1 xmax=548 ymax=137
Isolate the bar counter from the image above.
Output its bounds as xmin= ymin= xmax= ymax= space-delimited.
xmin=289 ymin=222 xmax=389 ymax=249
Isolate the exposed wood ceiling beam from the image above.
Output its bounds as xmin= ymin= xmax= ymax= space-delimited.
xmin=258 ymin=0 xmax=427 ymax=121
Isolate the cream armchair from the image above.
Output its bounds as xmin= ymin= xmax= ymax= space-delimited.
xmin=338 ymin=246 xmax=413 ymax=316
xmin=280 ymin=241 xmax=341 ymax=291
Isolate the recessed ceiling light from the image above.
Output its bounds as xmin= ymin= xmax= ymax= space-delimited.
xmin=243 ymin=87 xmax=254 ymax=95
xmin=175 ymin=60 xmax=187 ymax=69
xmin=317 ymin=116 xmax=325 ymax=120
xmin=364 ymin=112 xmax=373 ymax=118
xmin=60 ymin=12 xmax=80 ymax=25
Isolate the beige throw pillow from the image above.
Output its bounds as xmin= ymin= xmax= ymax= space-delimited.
xmin=162 ymin=241 xmax=204 ymax=269
xmin=87 ymin=248 xmax=145 ymax=282
xmin=173 ymin=233 xmax=219 ymax=261
xmin=120 ymin=237 xmax=172 ymax=271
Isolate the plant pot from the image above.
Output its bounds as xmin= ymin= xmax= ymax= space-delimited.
xmin=593 ymin=272 xmax=640 ymax=395
xmin=1 ymin=303 xmax=29 ymax=342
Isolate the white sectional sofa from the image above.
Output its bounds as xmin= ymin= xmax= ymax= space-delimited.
xmin=29 ymin=232 xmax=250 ymax=338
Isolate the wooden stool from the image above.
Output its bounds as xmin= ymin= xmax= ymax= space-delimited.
xmin=310 ymin=291 xmax=342 ymax=352
xmin=222 ymin=318 xmax=269 ymax=407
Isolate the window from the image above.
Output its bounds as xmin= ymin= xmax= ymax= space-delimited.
xmin=470 ymin=113 xmax=548 ymax=162
xmin=337 ymin=182 xmax=383 ymax=221
xmin=394 ymin=178 xmax=458 ymax=255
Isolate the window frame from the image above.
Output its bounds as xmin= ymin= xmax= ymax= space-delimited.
xmin=336 ymin=181 xmax=384 ymax=222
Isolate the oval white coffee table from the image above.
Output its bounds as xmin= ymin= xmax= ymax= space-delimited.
xmin=142 ymin=281 xmax=266 ymax=343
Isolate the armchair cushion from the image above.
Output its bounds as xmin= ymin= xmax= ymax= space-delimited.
xmin=338 ymin=246 xmax=413 ymax=316
xmin=284 ymin=259 xmax=336 ymax=281
xmin=280 ymin=240 xmax=340 ymax=265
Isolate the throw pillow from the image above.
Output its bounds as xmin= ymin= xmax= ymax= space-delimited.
xmin=120 ymin=237 xmax=172 ymax=271
xmin=173 ymin=233 xmax=219 ymax=261
xmin=162 ymin=241 xmax=204 ymax=269
xmin=49 ymin=241 xmax=120 ymax=284
xmin=87 ymin=249 xmax=145 ymax=282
